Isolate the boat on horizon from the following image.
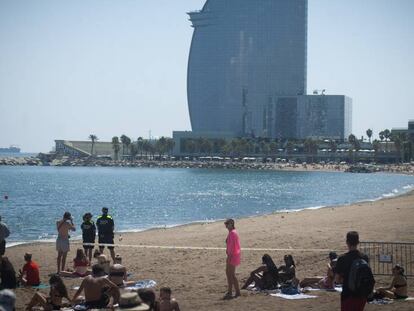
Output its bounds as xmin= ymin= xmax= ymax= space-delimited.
xmin=0 ymin=145 xmax=21 ymax=153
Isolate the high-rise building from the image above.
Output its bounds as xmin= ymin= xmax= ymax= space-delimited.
xmin=187 ymin=0 xmax=307 ymax=137
xmin=184 ymin=0 xmax=352 ymax=141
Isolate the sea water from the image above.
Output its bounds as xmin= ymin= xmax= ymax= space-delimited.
xmin=0 ymin=166 xmax=413 ymax=244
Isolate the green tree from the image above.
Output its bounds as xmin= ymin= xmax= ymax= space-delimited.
xmin=391 ymin=132 xmax=407 ymax=163
xmin=286 ymin=140 xmax=294 ymax=155
xmin=383 ymin=129 xmax=391 ymax=152
xmin=366 ymin=129 xmax=373 ymax=143
xmin=137 ymin=137 xmax=144 ymax=159
xmin=112 ymin=136 xmax=121 ymax=161
xmin=348 ymin=134 xmax=357 ymax=163
xmin=120 ymin=135 xmax=128 ymax=156
xmin=88 ymin=134 xmax=98 ymax=156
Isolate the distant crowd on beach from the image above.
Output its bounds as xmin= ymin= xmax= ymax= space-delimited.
xmin=0 ymin=213 xmax=410 ymax=310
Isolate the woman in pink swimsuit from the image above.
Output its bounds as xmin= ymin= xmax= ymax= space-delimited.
xmin=224 ymin=218 xmax=241 ymax=299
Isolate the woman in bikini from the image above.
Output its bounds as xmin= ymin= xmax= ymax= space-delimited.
xmin=25 ymin=274 xmax=70 ymax=310
xmin=300 ymin=251 xmax=337 ymax=289
xmin=241 ymin=254 xmax=279 ymax=290
xmin=59 ymin=248 xmax=90 ymax=278
xmin=375 ymin=264 xmax=408 ymax=299
xmin=278 ymin=254 xmax=296 ymax=283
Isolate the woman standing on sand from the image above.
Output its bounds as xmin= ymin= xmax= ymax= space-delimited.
xmin=224 ymin=218 xmax=241 ymax=299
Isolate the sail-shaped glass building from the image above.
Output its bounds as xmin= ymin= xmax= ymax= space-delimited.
xmin=187 ymin=0 xmax=308 ymax=137
xmin=180 ymin=0 xmax=352 ymax=145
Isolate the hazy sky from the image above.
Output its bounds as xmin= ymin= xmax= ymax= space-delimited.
xmin=0 ymin=0 xmax=413 ymax=152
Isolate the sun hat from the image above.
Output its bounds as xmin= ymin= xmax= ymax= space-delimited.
xmin=116 ymin=292 xmax=149 ymax=310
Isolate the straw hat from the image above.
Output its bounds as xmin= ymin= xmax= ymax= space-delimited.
xmin=116 ymin=292 xmax=149 ymax=310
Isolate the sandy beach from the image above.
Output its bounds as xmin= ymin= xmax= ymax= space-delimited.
xmin=6 ymin=190 xmax=414 ymax=310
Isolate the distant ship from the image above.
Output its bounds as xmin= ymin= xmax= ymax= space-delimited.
xmin=0 ymin=146 xmax=21 ymax=153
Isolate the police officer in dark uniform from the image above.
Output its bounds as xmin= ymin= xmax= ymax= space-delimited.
xmin=96 ymin=207 xmax=115 ymax=262
xmin=81 ymin=212 xmax=96 ymax=263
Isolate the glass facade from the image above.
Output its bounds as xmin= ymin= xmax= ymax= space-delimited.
xmin=187 ymin=0 xmax=308 ymax=136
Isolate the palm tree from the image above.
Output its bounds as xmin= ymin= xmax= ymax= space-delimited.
xmin=88 ymin=134 xmax=98 ymax=156
xmin=137 ymin=137 xmax=144 ymax=159
xmin=379 ymin=131 xmax=385 ymax=142
xmin=383 ymin=129 xmax=391 ymax=152
xmin=391 ymin=132 xmax=407 ymax=163
xmin=112 ymin=136 xmax=121 ymax=161
xmin=366 ymin=129 xmax=373 ymax=143
xmin=348 ymin=134 xmax=357 ymax=163
xmin=120 ymin=135 xmax=131 ymax=157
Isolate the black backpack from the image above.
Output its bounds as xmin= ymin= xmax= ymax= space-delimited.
xmin=348 ymin=257 xmax=375 ymax=297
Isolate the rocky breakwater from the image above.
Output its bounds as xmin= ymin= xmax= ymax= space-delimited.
xmin=0 ymin=156 xmax=43 ymax=166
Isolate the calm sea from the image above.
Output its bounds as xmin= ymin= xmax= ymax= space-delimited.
xmin=0 ymin=166 xmax=413 ymax=244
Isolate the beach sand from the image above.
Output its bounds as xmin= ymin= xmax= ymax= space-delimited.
xmin=7 ymin=190 xmax=414 ymax=310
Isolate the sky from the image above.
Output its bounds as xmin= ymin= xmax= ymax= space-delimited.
xmin=0 ymin=0 xmax=413 ymax=152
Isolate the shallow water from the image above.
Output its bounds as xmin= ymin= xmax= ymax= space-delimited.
xmin=0 ymin=166 xmax=413 ymax=243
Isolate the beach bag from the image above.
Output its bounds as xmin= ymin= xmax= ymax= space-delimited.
xmin=348 ymin=258 xmax=375 ymax=297
xmin=280 ymin=280 xmax=300 ymax=295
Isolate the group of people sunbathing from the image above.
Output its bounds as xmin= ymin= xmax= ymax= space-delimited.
xmin=240 ymin=252 xmax=408 ymax=300
xmin=0 ymin=248 xmax=180 ymax=310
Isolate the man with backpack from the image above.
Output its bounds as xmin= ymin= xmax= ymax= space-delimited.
xmin=335 ymin=231 xmax=375 ymax=311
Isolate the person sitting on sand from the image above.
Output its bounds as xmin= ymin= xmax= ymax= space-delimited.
xmin=278 ymin=254 xmax=297 ymax=284
xmin=241 ymin=254 xmax=279 ymax=290
xmin=97 ymin=254 xmax=111 ymax=275
xmin=108 ymin=254 xmax=135 ymax=287
xmin=374 ymin=264 xmax=408 ymax=300
xmin=155 ymin=287 xmax=180 ymax=311
xmin=300 ymin=251 xmax=338 ymax=289
xmin=0 ymin=257 xmax=17 ymax=290
xmin=138 ymin=288 xmax=156 ymax=311
xmin=25 ymin=274 xmax=70 ymax=310
xmin=18 ymin=253 xmax=40 ymax=286
xmin=72 ymin=264 xmax=120 ymax=309
xmin=59 ymin=248 xmax=90 ymax=278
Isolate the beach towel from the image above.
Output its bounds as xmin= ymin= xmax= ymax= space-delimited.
xmin=245 ymin=283 xmax=279 ymax=294
xmin=125 ymin=279 xmax=157 ymax=290
xmin=302 ymin=286 xmax=342 ymax=293
xmin=19 ymin=283 xmax=50 ymax=289
xmin=368 ymin=298 xmax=393 ymax=305
xmin=270 ymin=293 xmax=317 ymax=300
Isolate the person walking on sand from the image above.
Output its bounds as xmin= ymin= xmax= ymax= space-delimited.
xmin=335 ymin=231 xmax=374 ymax=311
xmin=56 ymin=212 xmax=76 ymax=274
xmin=223 ymin=218 xmax=241 ymax=299
xmin=0 ymin=216 xmax=10 ymax=258
xmin=96 ymin=207 xmax=115 ymax=262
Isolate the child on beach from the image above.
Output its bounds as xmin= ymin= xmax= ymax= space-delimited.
xmin=155 ymin=287 xmax=180 ymax=311
xmin=59 ymin=248 xmax=90 ymax=278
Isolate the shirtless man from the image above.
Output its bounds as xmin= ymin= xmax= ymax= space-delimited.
xmin=72 ymin=264 xmax=120 ymax=309
xmin=56 ymin=212 xmax=76 ymax=274
xmin=108 ymin=254 xmax=135 ymax=287
xmin=155 ymin=287 xmax=180 ymax=311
